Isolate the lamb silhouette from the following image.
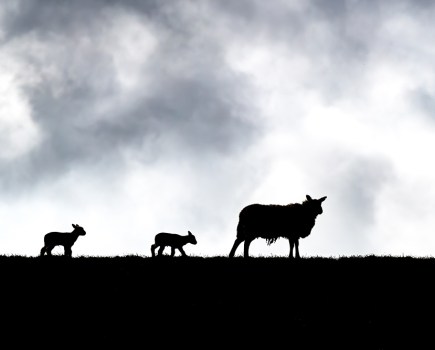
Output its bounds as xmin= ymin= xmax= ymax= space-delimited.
xmin=151 ymin=231 xmax=197 ymax=257
xmin=229 ymin=195 xmax=327 ymax=258
xmin=40 ymin=224 xmax=86 ymax=257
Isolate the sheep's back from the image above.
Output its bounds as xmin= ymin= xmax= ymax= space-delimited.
xmin=238 ymin=203 xmax=313 ymax=238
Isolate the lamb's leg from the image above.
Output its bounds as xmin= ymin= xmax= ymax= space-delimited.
xmin=151 ymin=244 xmax=157 ymax=257
xmin=45 ymin=246 xmax=54 ymax=256
xmin=229 ymin=238 xmax=243 ymax=257
xmin=65 ymin=246 xmax=72 ymax=257
xmin=179 ymin=247 xmax=187 ymax=257
xmin=157 ymin=246 xmax=165 ymax=256
xmin=289 ymin=239 xmax=294 ymax=258
xmin=170 ymin=247 xmax=176 ymax=257
xmin=40 ymin=246 xmax=46 ymax=256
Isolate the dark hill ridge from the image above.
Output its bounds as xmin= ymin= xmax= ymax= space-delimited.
xmin=1 ymin=255 xmax=434 ymax=348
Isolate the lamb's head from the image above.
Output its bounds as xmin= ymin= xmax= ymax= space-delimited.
xmin=188 ymin=231 xmax=197 ymax=245
xmin=72 ymin=224 xmax=86 ymax=236
xmin=303 ymin=195 xmax=327 ymax=216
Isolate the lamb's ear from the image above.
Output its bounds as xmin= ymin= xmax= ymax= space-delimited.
xmin=188 ymin=231 xmax=192 ymax=235
xmin=72 ymin=224 xmax=77 ymax=228
xmin=320 ymin=196 xmax=327 ymax=202
xmin=306 ymin=195 xmax=312 ymax=201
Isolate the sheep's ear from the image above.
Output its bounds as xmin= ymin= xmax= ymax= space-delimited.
xmin=306 ymin=195 xmax=312 ymax=201
xmin=320 ymin=196 xmax=327 ymax=202
xmin=72 ymin=224 xmax=77 ymax=228
xmin=188 ymin=231 xmax=192 ymax=235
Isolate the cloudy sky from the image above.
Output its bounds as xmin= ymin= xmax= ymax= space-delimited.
xmin=2 ymin=0 xmax=435 ymax=257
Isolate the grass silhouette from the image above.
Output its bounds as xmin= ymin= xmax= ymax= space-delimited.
xmin=1 ymin=254 xmax=433 ymax=348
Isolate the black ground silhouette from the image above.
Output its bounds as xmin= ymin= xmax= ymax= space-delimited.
xmin=1 ymin=255 xmax=434 ymax=348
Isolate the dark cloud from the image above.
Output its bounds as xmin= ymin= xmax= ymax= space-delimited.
xmin=0 ymin=0 xmax=259 ymax=192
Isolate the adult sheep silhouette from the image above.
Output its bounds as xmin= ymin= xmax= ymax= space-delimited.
xmin=229 ymin=195 xmax=327 ymax=258
xmin=40 ymin=224 xmax=86 ymax=257
xmin=151 ymin=231 xmax=197 ymax=257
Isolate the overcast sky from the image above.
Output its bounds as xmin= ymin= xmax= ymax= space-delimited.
xmin=2 ymin=0 xmax=435 ymax=257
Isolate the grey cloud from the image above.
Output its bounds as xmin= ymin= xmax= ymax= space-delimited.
xmin=323 ymin=154 xmax=395 ymax=252
xmin=0 ymin=0 xmax=259 ymax=192
xmin=411 ymin=88 xmax=435 ymax=121
xmin=1 ymin=0 xmax=162 ymax=41
xmin=0 ymin=0 xmax=427 ymax=207
xmin=338 ymin=157 xmax=393 ymax=226
xmin=208 ymin=0 xmax=384 ymax=104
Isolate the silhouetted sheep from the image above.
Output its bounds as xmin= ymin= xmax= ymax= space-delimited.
xmin=229 ymin=195 xmax=327 ymax=258
xmin=40 ymin=224 xmax=87 ymax=257
xmin=151 ymin=231 xmax=197 ymax=257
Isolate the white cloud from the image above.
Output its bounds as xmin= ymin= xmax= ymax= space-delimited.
xmin=0 ymin=53 xmax=41 ymax=160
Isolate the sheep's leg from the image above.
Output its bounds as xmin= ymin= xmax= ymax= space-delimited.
xmin=289 ymin=238 xmax=300 ymax=259
xmin=170 ymin=247 xmax=176 ymax=257
xmin=151 ymin=244 xmax=157 ymax=257
xmin=40 ymin=246 xmax=46 ymax=256
xmin=294 ymin=238 xmax=300 ymax=258
xmin=229 ymin=238 xmax=243 ymax=257
xmin=289 ymin=239 xmax=294 ymax=258
xmin=243 ymin=239 xmax=253 ymax=258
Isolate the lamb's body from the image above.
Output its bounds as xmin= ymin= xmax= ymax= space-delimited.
xmin=229 ymin=195 xmax=326 ymax=258
xmin=40 ymin=224 xmax=86 ymax=257
xmin=151 ymin=231 xmax=197 ymax=257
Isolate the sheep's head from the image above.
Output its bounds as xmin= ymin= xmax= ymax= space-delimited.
xmin=188 ymin=231 xmax=197 ymax=245
xmin=304 ymin=195 xmax=327 ymax=215
xmin=72 ymin=224 xmax=87 ymax=236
